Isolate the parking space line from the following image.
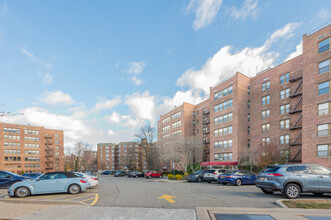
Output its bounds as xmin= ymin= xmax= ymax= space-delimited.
xmin=63 ymin=194 xmax=93 ymax=201
xmin=81 ymin=197 xmax=95 ymax=202
xmin=90 ymin=193 xmax=98 ymax=206
xmin=29 ymin=194 xmax=67 ymax=200
xmin=43 ymin=194 xmax=76 ymax=200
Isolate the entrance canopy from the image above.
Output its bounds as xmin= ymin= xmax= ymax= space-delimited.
xmin=200 ymin=162 xmax=238 ymax=166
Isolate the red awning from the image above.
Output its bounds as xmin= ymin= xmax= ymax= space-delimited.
xmin=200 ymin=162 xmax=238 ymax=166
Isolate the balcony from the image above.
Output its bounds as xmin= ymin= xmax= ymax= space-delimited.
xmin=289 ymin=75 xmax=302 ymax=83
xmin=203 ymin=130 xmax=210 ymax=135
xmin=45 ymin=135 xmax=53 ymax=139
xmin=45 ymin=148 xmax=53 ymax=152
xmin=203 ymin=147 xmax=210 ymax=154
xmin=203 ymin=139 xmax=210 ymax=144
xmin=45 ymin=142 xmax=53 ymax=145
xmin=203 ymin=119 xmax=210 ymax=125
xmin=203 ymin=110 xmax=210 ymax=115
xmin=45 ymin=160 xmax=53 ymax=163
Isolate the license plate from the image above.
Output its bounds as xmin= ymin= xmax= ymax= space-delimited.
xmin=259 ymin=177 xmax=266 ymax=181
xmin=221 ymin=176 xmax=224 ymax=178
xmin=207 ymin=174 xmax=211 ymax=176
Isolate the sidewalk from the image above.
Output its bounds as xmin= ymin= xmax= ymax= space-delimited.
xmin=196 ymin=207 xmax=331 ymax=220
xmin=2 ymin=201 xmax=331 ymax=220
xmin=0 ymin=202 xmax=196 ymax=220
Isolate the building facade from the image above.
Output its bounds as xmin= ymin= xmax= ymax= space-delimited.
xmin=0 ymin=122 xmax=64 ymax=174
xmin=97 ymin=142 xmax=146 ymax=171
xmin=157 ymin=24 xmax=331 ymax=168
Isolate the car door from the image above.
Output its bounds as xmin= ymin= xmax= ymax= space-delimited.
xmin=0 ymin=172 xmax=12 ymax=187
xmin=33 ymin=173 xmax=62 ymax=193
xmin=245 ymin=171 xmax=255 ymax=184
xmin=293 ymin=165 xmax=319 ymax=192
xmin=310 ymin=165 xmax=331 ymax=193
xmin=237 ymin=171 xmax=249 ymax=184
xmin=54 ymin=174 xmax=71 ymax=192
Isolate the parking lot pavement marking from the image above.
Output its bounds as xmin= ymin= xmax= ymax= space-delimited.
xmin=90 ymin=193 xmax=98 ymax=206
xmin=43 ymin=194 xmax=77 ymax=201
xmin=158 ymin=195 xmax=176 ymax=203
xmin=247 ymin=194 xmax=257 ymax=196
xmin=28 ymin=194 xmax=69 ymax=200
xmin=62 ymin=193 xmax=94 ymax=201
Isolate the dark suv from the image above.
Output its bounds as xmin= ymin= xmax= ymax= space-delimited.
xmin=256 ymin=164 xmax=331 ymax=199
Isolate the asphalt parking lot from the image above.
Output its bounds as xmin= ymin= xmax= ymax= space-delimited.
xmin=0 ymin=187 xmax=98 ymax=206
xmin=95 ymin=175 xmax=331 ymax=208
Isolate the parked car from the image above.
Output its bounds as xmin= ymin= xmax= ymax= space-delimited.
xmin=217 ymin=170 xmax=256 ymax=186
xmin=101 ymin=171 xmax=113 ymax=175
xmin=114 ymin=171 xmax=126 ymax=177
xmin=131 ymin=171 xmax=144 ymax=178
xmin=256 ymin=164 xmax=331 ymax=199
xmin=145 ymin=171 xmax=163 ymax=179
xmin=0 ymin=171 xmax=32 ymax=188
xmin=203 ymin=169 xmax=228 ymax=183
xmin=127 ymin=171 xmax=135 ymax=177
xmin=74 ymin=172 xmax=99 ymax=187
xmin=8 ymin=171 xmax=90 ymax=198
xmin=186 ymin=170 xmax=207 ymax=182
xmin=22 ymin=173 xmax=43 ymax=179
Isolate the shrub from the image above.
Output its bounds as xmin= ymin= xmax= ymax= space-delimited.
xmin=184 ymin=173 xmax=189 ymax=179
xmin=168 ymin=174 xmax=174 ymax=180
xmin=175 ymin=174 xmax=183 ymax=180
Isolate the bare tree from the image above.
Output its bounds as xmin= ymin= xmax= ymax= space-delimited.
xmin=135 ymin=123 xmax=160 ymax=170
xmin=257 ymin=141 xmax=288 ymax=168
xmin=124 ymin=146 xmax=138 ymax=171
xmin=73 ymin=141 xmax=92 ymax=172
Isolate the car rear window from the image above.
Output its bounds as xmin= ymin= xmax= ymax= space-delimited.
xmin=205 ymin=170 xmax=215 ymax=173
xmin=262 ymin=166 xmax=280 ymax=172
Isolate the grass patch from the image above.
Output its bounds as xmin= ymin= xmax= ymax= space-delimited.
xmin=283 ymin=200 xmax=331 ymax=209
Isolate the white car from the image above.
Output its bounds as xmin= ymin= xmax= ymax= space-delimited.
xmin=74 ymin=172 xmax=99 ymax=187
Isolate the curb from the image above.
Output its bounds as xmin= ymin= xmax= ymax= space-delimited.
xmin=275 ymin=199 xmax=289 ymax=208
xmin=0 ymin=199 xmax=87 ymax=206
xmin=155 ymin=180 xmax=186 ymax=183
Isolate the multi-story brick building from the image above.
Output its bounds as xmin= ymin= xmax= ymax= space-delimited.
xmin=84 ymin=150 xmax=97 ymax=172
xmin=0 ymin=122 xmax=64 ymax=173
xmin=158 ymin=24 xmax=331 ymax=168
xmin=97 ymin=142 xmax=146 ymax=171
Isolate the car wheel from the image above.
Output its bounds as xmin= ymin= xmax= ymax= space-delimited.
xmin=284 ymin=183 xmax=301 ymax=199
xmin=207 ymin=181 xmax=211 ymax=183
xmin=261 ymin=188 xmax=274 ymax=194
xmin=313 ymin=193 xmax=324 ymax=196
xmin=15 ymin=186 xmax=30 ymax=198
xmin=222 ymin=183 xmax=227 ymax=185
xmin=148 ymin=176 xmax=152 ymax=179
xmin=235 ymin=179 xmax=242 ymax=186
xmin=68 ymin=184 xmax=81 ymax=194
xmin=197 ymin=178 xmax=202 ymax=183
xmin=160 ymin=175 xmax=163 ymax=178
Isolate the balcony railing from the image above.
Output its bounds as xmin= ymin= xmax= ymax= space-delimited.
xmin=203 ymin=119 xmax=210 ymax=125
xmin=203 ymin=110 xmax=210 ymax=115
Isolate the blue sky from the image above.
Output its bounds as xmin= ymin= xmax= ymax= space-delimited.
xmin=0 ymin=0 xmax=330 ymax=150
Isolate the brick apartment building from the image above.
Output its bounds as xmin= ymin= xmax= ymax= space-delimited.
xmin=84 ymin=150 xmax=97 ymax=172
xmin=0 ymin=122 xmax=64 ymax=174
xmin=97 ymin=142 xmax=146 ymax=171
xmin=158 ymin=24 xmax=331 ymax=168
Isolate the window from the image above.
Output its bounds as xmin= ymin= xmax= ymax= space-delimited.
xmin=311 ymin=164 xmax=331 ymax=175
xmin=280 ymin=135 xmax=290 ymax=145
xmin=295 ymin=166 xmax=312 ymax=174
xmin=214 ymin=142 xmax=219 ymax=149
xmin=280 ymin=73 xmax=290 ymax=84
xmin=214 ymin=86 xmax=233 ymax=101
xmin=318 ymin=81 xmax=329 ymax=95
xmin=214 ymin=99 xmax=233 ymax=112
xmin=319 ymin=60 xmax=330 ymax=74
xmin=317 ymin=124 xmax=330 ymax=136
xmin=214 ymin=154 xmax=219 ymax=161
xmin=172 ymin=112 xmax=181 ymax=120
xmin=318 ymin=102 xmax=330 ymax=116
xmin=262 ymin=110 xmax=270 ymax=119
xmin=248 ymin=126 xmax=250 ymax=134
xmin=319 ymin=38 xmax=329 ymax=54
xmin=262 ymin=138 xmax=270 ymax=146
xmin=262 ymin=81 xmax=270 ymax=91
xmin=280 ymin=119 xmax=290 ymax=129
xmin=280 ymin=88 xmax=290 ymax=99
xmin=280 ymin=104 xmax=290 ymax=114
xmin=162 ymin=117 xmax=170 ymax=124
xmin=262 ymin=123 xmax=270 ymax=132
xmin=262 ymin=95 xmax=270 ymax=105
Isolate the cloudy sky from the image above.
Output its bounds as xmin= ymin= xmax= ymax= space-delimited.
xmin=0 ymin=0 xmax=330 ymax=150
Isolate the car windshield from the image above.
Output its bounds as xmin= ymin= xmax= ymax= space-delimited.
xmin=205 ymin=170 xmax=215 ymax=173
xmin=193 ymin=170 xmax=203 ymax=175
xmin=261 ymin=166 xmax=280 ymax=173
xmin=225 ymin=171 xmax=236 ymax=175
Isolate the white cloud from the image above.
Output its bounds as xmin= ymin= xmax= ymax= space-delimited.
xmin=105 ymin=111 xmax=141 ymax=128
xmin=107 ymin=130 xmax=116 ymax=136
xmin=317 ymin=7 xmax=330 ymax=20
xmin=21 ymin=48 xmax=52 ymax=69
xmin=0 ymin=107 xmax=91 ymax=150
xmin=176 ymin=22 xmax=300 ymax=95
xmin=284 ymin=40 xmax=303 ymax=62
xmin=42 ymin=73 xmax=53 ymax=84
xmin=229 ymin=0 xmax=259 ymax=20
xmin=92 ymin=96 xmax=122 ymax=112
xmin=125 ymin=91 xmax=155 ymax=122
xmin=187 ymin=0 xmax=223 ymax=30
xmin=128 ymin=61 xmax=146 ymax=74
xmin=40 ymin=91 xmax=75 ymax=106
xmin=131 ymin=76 xmax=143 ymax=85
xmin=106 ymin=111 xmax=122 ymax=124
